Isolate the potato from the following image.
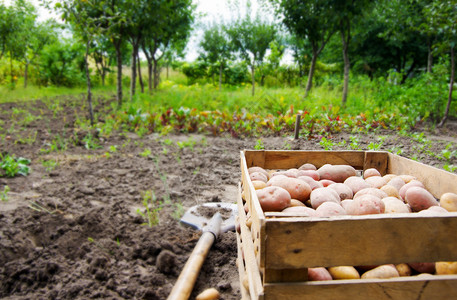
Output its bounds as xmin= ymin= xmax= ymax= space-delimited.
xmin=361 ymin=264 xmax=399 ymax=279
xmin=296 ymin=169 xmax=320 ymax=181
xmin=283 ymin=168 xmax=299 ymax=178
xmin=399 ymin=180 xmax=424 ymax=200
xmin=440 ymin=192 xmax=457 ymax=212
xmin=408 ymin=262 xmax=435 ymax=274
xmin=290 ymin=199 xmax=306 ymax=207
xmin=405 ymin=187 xmax=439 ymax=212
xmin=341 ymin=199 xmax=354 ymax=211
xmin=380 ymin=185 xmax=399 ymax=198
xmin=256 ymin=186 xmax=291 ymax=212
xmin=395 ymin=263 xmax=412 ymax=276
xmin=328 ymin=266 xmax=360 ymax=280
xmin=318 ymin=164 xmax=357 ymax=183
xmin=316 ymin=202 xmax=346 ymax=217
xmin=353 ymin=188 xmax=388 ymax=200
xmin=363 ymin=168 xmax=381 ymax=179
xmin=298 ymin=176 xmax=324 ymax=190
xmin=267 ymin=175 xmax=311 ymax=202
xmin=281 ymin=206 xmax=316 ymax=216
xmin=383 ymin=174 xmax=397 ymax=181
xmin=320 ymin=179 xmax=336 ymax=187
xmin=299 ymin=163 xmax=317 ymax=171
xmin=252 ymin=180 xmax=267 ymax=190
xmin=248 ymin=166 xmax=269 ymax=178
xmin=382 ymin=197 xmax=411 ymax=214
xmin=328 ymin=183 xmax=353 ymax=200
xmin=310 ymin=187 xmax=341 ymax=209
xmin=349 ymin=194 xmax=385 ymax=215
xmin=416 ymin=206 xmax=449 ymax=215
xmin=365 ymin=176 xmax=388 ymax=189
xmin=196 ymin=288 xmax=220 ymax=300
xmin=398 ymin=174 xmax=417 ymax=183
xmin=436 ymin=261 xmax=457 ymax=275
xmin=308 ymin=267 xmax=332 ymax=281
xmin=344 ymin=176 xmax=371 ymax=194
xmin=250 ymin=172 xmax=268 ymax=183
xmin=387 ymin=177 xmax=406 ymax=192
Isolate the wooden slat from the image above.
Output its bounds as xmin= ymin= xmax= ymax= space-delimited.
xmin=264 ymin=213 xmax=457 ymax=269
xmin=237 ymin=184 xmax=264 ymax=299
xmin=263 ymin=275 xmax=457 ymax=300
xmin=244 ymin=150 xmax=366 ymax=170
xmin=236 ymin=231 xmax=251 ymax=300
xmin=387 ymin=153 xmax=457 ymax=198
xmin=264 ymin=268 xmax=308 ymax=283
xmin=364 ymin=151 xmax=389 ymax=174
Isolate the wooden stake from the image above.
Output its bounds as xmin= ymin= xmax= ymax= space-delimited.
xmin=294 ymin=114 xmax=301 ymax=140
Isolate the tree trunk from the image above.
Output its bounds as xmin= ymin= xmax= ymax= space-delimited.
xmin=427 ymin=41 xmax=433 ymax=74
xmin=84 ymin=40 xmax=94 ymax=126
xmin=153 ymin=59 xmax=160 ymax=89
xmin=219 ymin=62 xmax=222 ymax=90
xmin=143 ymin=47 xmax=153 ymax=93
xmin=341 ymin=26 xmax=350 ymax=106
xmin=305 ymin=51 xmax=318 ymax=98
xmin=130 ymin=44 xmax=138 ymax=101
xmin=438 ymin=45 xmax=455 ymax=128
xmin=251 ymin=63 xmax=255 ymax=96
xmin=24 ymin=59 xmax=29 ymax=89
xmin=10 ymin=51 xmax=14 ymax=88
xmin=167 ymin=63 xmax=169 ymax=79
xmin=137 ymin=54 xmax=144 ymax=93
xmin=114 ymin=40 xmax=123 ymax=107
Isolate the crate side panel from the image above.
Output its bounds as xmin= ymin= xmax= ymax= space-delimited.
xmin=387 ymin=153 xmax=457 ymax=198
xmin=364 ymin=151 xmax=389 ymax=174
xmin=263 ymin=276 xmax=457 ymax=300
xmin=265 ymin=214 xmax=457 ymax=269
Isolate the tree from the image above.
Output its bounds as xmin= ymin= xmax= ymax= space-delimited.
xmin=199 ymin=23 xmax=232 ymax=90
xmin=228 ymin=16 xmax=277 ymax=96
xmin=423 ymin=0 xmax=457 ymax=127
xmin=274 ymin=0 xmax=337 ymax=97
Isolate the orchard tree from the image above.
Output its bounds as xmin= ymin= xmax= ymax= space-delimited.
xmin=273 ymin=0 xmax=337 ymax=97
xmin=199 ymin=23 xmax=232 ymax=90
xmin=228 ymin=16 xmax=277 ymax=96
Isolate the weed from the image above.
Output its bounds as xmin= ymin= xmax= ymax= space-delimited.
xmin=41 ymin=159 xmax=59 ymax=172
xmin=140 ymin=148 xmax=152 ymax=158
xmin=171 ymin=202 xmax=185 ymax=220
xmin=440 ymin=143 xmax=457 ymax=161
xmin=349 ymin=136 xmax=360 ymax=150
xmin=0 ymin=154 xmax=31 ymax=177
xmin=83 ymin=133 xmax=102 ymax=150
xmin=15 ymin=131 xmax=37 ymax=145
xmin=367 ymin=136 xmax=385 ymax=151
xmin=136 ymin=190 xmax=162 ymax=227
xmin=87 ymin=237 xmax=114 ymax=256
xmin=443 ymin=164 xmax=457 ymax=172
xmin=177 ymin=137 xmax=196 ymax=151
xmin=254 ymin=138 xmax=265 ymax=150
xmin=193 ymin=167 xmax=200 ymax=175
xmin=1 ymin=185 xmax=10 ymax=202
xmin=28 ymin=201 xmax=56 ymax=214
xmin=108 ymin=145 xmax=118 ymax=153
xmin=282 ymin=140 xmax=291 ymax=150
xmin=319 ymin=137 xmax=335 ymax=150
xmin=161 ymin=138 xmax=174 ymax=146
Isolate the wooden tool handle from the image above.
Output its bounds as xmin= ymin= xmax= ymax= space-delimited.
xmin=167 ymin=231 xmax=216 ymax=300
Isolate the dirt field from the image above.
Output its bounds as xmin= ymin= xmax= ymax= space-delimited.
xmin=1 ymin=96 xmax=456 ymax=299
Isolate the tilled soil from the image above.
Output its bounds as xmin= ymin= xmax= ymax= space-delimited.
xmin=0 ymin=96 xmax=456 ymax=299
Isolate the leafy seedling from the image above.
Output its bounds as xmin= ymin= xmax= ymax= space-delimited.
xmin=0 ymin=154 xmax=31 ymax=177
xmin=1 ymin=186 xmax=10 ymax=202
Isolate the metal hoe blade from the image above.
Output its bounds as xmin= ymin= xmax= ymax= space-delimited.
xmin=180 ymin=202 xmax=238 ymax=233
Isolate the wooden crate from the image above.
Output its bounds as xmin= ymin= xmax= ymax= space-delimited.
xmin=236 ymin=150 xmax=457 ymax=300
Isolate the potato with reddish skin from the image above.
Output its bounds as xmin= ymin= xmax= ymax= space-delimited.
xmin=408 ymin=262 xmax=435 ymax=274
xmin=399 ymin=180 xmax=425 ymax=200
xmin=310 ymin=187 xmax=341 ymax=209
xmin=363 ymin=168 xmax=381 ymax=179
xmin=365 ymin=176 xmax=388 ymax=189
xmin=405 ymin=186 xmax=439 ymax=212
xmin=328 ymin=183 xmax=353 ymax=200
xmin=387 ymin=177 xmax=406 ymax=192
xmin=297 ymin=169 xmax=320 ymax=181
xmin=440 ymin=192 xmax=457 ymax=212
xmin=281 ymin=206 xmax=317 ymax=216
xmin=361 ymin=264 xmax=399 ymax=279
xmin=298 ymin=176 xmax=324 ymax=190
xmin=299 ymin=163 xmax=317 ymax=171
xmin=341 ymin=199 xmax=354 ymax=212
xmin=318 ymin=164 xmax=357 ymax=183
xmin=249 ymin=172 xmax=268 ymax=183
xmin=308 ymin=267 xmax=332 ymax=281
xmin=248 ymin=166 xmax=269 ymax=178
xmin=344 ymin=176 xmax=371 ymax=194
xmin=267 ymin=175 xmax=311 ymax=202
xmin=319 ymin=179 xmax=336 ymax=187
xmin=316 ymin=202 xmax=346 ymax=217
xmin=283 ymin=168 xmax=300 ymax=178
xmin=353 ymin=188 xmax=388 ymax=200
xmin=349 ymin=194 xmax=385 ymax=215
xmin=256 ymin=186 xmax=291 ymax=212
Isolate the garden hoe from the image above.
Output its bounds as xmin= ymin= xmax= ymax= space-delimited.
xmin=167 ymin=202 xmax=237 ymax=300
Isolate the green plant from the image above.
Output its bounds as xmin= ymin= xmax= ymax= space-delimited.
xmin=41 ymin=159 xmax=59 ymax=172
xmin=282 ymin=140 xmax=291 ymax=150
xmin=28 ymin=201 xmax=56 ymax=214
xmin=349 ymin=136 xmax=360 ymax=150
xmin=83 ymin=133 xmax=102 ymax=150
xmin=440 ymin=143 xmax=457 ymax=161
xmin=0 ymin=154 xmax=31 ymax=177
xmin=177 ymin=137 xmax=196 ymax=151
xmin=87 ymin=237 xmax=113 ymax=256
xmin=171 ymin=202 xmax=185 ymax=220
xmin=443 ymin=164 xmax=457 ymax=172
xmin=140 ymin=148 xmax=152 ymax=158
xmin=136 ymin=190 xmax=162 ymax=227
xmin=319 ymin=137 xmax=335 ymax=150
xmin=254 ymin=138 xmax=265 ymax=150
xmin=367 ymin=136 xmax=386 ymax=151
xmin=1 ymin=185 xmax=10 ymax=202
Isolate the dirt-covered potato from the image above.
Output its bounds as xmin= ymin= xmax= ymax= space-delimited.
xmin=344 ymin=176 xmax=371 ymax=194
xmin=349 ymin=194 xmax=385 ymax=215
xmin=267 ymin=175 xmax=311 ymax=202
xmin=308 ymin=267 xmax=332 ymax=281
xmin=363 ymin=168 xmax=381 ymax=179
xmin=361 ymin=264 xmax=399 ymax=279
xmin=440 ymin=192 xmax=457 ymax=212
xmin=256 ymin=186 xmax=291 ymax=212
xmin=316 ymin=201 xmax=346 ymax=217
xmin=318 ymin=164 xmax=357 ymax=183
xmin=328 ymin=183 xmax=353 ymax=200
xmin=310 ymin=187 xmax=341 ymax=209
xmin=328 ymin=266 xmax=360 ymax=280
xmin=405 ymin=186 xmax=439 ymax=212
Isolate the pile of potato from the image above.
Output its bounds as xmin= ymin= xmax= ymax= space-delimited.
xmin=245 ymin=163 xmax=457 ymax=280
